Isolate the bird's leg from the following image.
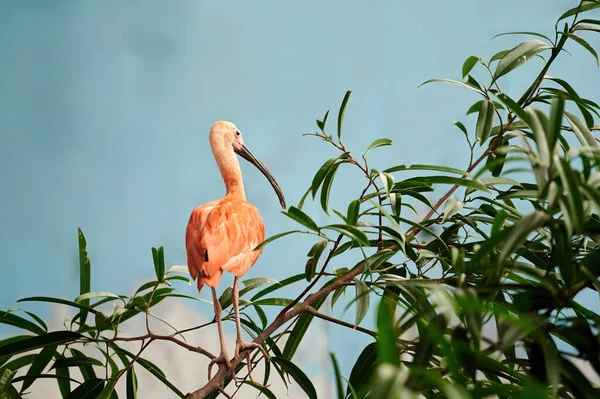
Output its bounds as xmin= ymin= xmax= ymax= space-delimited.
xmin=208 ymin=287 xmax=235 ymax=381
xmin=232 ymin=277 xmax=270 ymax=386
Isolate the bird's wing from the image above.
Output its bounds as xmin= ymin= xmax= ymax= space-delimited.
xmin=186 ymin=199 xmax=265 ymax=290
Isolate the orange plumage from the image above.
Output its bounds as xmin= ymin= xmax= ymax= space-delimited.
xmin=186 ymin=197 xmax=265 ymax=290
xmin=184 ymin=121 xmax=285 ymax=383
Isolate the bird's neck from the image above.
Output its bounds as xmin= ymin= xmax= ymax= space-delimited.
xmin=215 ymin=147 xmax=246 ymax=200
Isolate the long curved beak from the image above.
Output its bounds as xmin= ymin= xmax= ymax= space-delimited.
xmin=235 ymin=144 xmax=286 ymax=209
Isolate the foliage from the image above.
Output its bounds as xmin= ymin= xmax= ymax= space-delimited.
xmin=2 ymin=2 xmax=600 ymax=398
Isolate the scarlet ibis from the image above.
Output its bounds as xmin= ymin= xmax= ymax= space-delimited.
xmin=186 ymin=121 xmax=286 ymax=381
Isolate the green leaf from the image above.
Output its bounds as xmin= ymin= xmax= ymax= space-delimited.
xmin=442 ymin=196 xmax=463 ymax=223
xmin=151 ymin=246 xmax=165 ymax=282
xmin=243 ymin=381 xmax=277 ymax=399
xmin=272 ymin=357 xmax=317 ymax=399
xmin=347 ymin=342 xmax=377 ymax=398
xmin=18 ymin=297 xmax=97 ymax=315
xmin=453 ymin=120 xmax=469 ymax=140
xmin=492 ymin=31 xmax=553 ymax=43
xmin=346 ymin=200 xmax=360 ymax=226
xmin=283 ymin=296 xmax=327 ymax=360
xmin=354 ymin=279 xmax=370 ymax=326
xmin=401 ymin=175 xmax=489 ymax=192
xmin=499 ymin=211 xmax=551 ymax=264
xmin=255 ymin=230 xmax=302 ymax=251
xmin=490 ymin=49 xmax=510 ymax=63
xmin=166 ymin=265 xmax=189 ymax=274
xmin=363 ymin=138 xmax=392 ymax=156
xmin=565 ymin=111 xmax=599 ymax=148
xmin=64 ymin=378 xmax=104 ymax=399
xmin=320 ymin=163 xmax=341 ymax=214
xmin=557 ymin=2 xmax=600 ymax=22
xmin=479 ymin=177 xmax=522 ymax=187
xmin=126 ymin=365 xmax=138 ymax=399
xmin=220 ymin=277 xmax=277 ymax=309
xmin=547 ymin=94 xmax=565 ymax=152
xmin=461 ymin=55 xmax=479 ymax=78
xmin=77 ymin=228 xmax=91 ymax=328
xmin=0 ymin=310 xmax=46 ymax=335
xmin=418 ymin=78 xmax=485 ymax=95
xmin=252 ymin=298 xmax=293 ymax=307
xmin=74 ymin=292 xmax=123 ymax=304
xmin=283 ymin=206 xmax=319 ymax=231
xmin=376 ymin=295 xmax=399 ymax=365
xmin=556 ymin=158 xmax=585 ymax=234
xmin=251 ymin=273 xmax=305 ymax=301
xmin=311 ymin=155 xmax=345 ymax=199
xmin=0 ymin=354 xmax=36 ymax=373
xmin=561 ymin=32 xmax=599 ymax=66
xmin=0 ymin=369 xmax=16 ymax=395
xmin=493 ymin=40 xmax=552 ymax=80
xmin=476 ymin=100 xmax=495 ymax=144
xmin=54 ymin=355 xmax=71 ymax=397
xmin=330 ymin=353 xmax=344 ymax=399
xmin=0 ymin=331 xmax=82 ymax=358
xmin=20 ymin=345 xmax=57 ymax=392
xmin=337 ymin=90 xmax=352 ymax=141
xmin=322 ymin=224 xmax=369 ymax=246
xmin=466 ymin=100 xmax=506 ymax=115
xmin=527 ymin=108 xmax=550 ymax=167
xmin=574 ymin=20 xmax=600 ymax=33
xmin=111 ymin=346 xmax=185 ymax=398
xmin=68 ymin=349 xmax=97 ymax=380
xmin=305 ymin=240 xmax=328 ymax=282
xmin=384 ymin=164 xmax=473 ymax=177
xmin=52 ymin=355 xmax=104 ymax=370
xmin=495 ymin=92 xmax=531 ymax=124
xmin=316 ymin=110 xmax=329 ymax=133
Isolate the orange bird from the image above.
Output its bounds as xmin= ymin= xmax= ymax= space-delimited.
xmin=186 ymin=121 xmax=286 ymax=380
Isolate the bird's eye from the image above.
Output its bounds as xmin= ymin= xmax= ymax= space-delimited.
xmin=235 ymin=130 xmax=241 ymax=136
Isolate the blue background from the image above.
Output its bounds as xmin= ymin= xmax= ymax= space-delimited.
xmin=1 ymin=0 xmax=598 ymax=393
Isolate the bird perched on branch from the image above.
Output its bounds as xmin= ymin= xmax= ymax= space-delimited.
xmin=186 ymin=121 xmax=286 ymax=383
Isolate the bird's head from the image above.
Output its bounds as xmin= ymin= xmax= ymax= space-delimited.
xmin=209 ymin=121 xmax=286 ymax=209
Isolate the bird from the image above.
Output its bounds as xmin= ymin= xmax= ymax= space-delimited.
xmin=185 ymin=121 xmax=286 ymax=383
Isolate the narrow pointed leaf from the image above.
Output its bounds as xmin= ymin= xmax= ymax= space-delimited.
xmin=476 ymin=100 xmax=495 ymax=144
xmin=462 ymin=55 xmax=479 ymax=78
xmin=272 ymin=357 xmax=317 ymax=399
xmin=0 ymin=310 xmax=46 ymax=335
xmin=151 ymin=246 xmax=165 ymax=282
xmin=354 ymin=279 xmax=370 ymax=326
xmin=283 ymin=206 xmax=319 ymax=231
xmin=558 ymin=2 xmax=600 ymax=22
xmin=347 ymin=342 xmax=378 ymax=398
xmin=561 ymin=32 xmax=599 ymax=66
xmin=337 ymin=90 xmax=352 ymax=141
xmin=323 ymin=224 xmax=369 ymax=246
xmin=0 ymin=331 xmax=82 ymax=358
xmin=330 ymin=353 xmax=344 ymax=399
xmin=255 ymin=230 xmax=302 ymax=251
xmin=126 ymin=366 xmax=138 ymax=399
xmin=565 ymin=111 xmax=598 ymax=148
xmin=418 ymin=78 xmax=485 ymax=95
xmin=442 ymin=196 xmax=464 ymax=223
xmin=363 ymin=138 xmax=392 ymax=156
xmin=493 ymin=40 xmax=551 ymax=80
xmin=347 ymin=200 xmax=360 ymax=226
xmin=77 ymin=228 xmax=91 ymax=327
xmin=20 ymin=345 xmax=57 ymax=392
xmin=491 ymin=31 xmax=553 ymax=43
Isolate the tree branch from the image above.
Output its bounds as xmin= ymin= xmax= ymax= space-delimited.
xmin=185 ymin=258 xmax=368 ymax=399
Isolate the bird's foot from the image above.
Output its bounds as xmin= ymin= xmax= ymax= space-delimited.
xmin=208 ymin=351 xmax=235 ymax=381
xmin=234 ymin=340 xmax=270 ymax=387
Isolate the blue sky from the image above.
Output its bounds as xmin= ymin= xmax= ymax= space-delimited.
xmin=1 ymin=0 xmax=598 ymax=388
